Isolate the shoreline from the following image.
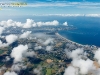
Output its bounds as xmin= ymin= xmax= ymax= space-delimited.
xmin=55 ymin=32 xmax=84 ymax=46
xmin=55 ymin=32 xmax=98 ymax=49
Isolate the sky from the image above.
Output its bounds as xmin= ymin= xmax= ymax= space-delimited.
xmin=0 ymin=0 xmax=100 ymax=16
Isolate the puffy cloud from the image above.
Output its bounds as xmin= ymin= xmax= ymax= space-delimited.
xmin=23 ymin=19 xmax=34 ymax=28
xmin=33 ymin=68 xmax=42 ymax=75
xmin=11 ymin=44 xmax=36 ymax=63
xmin=3 ymin=71 xmax=17 ymax=75
xmin=46 ymin=46 xmax=53 ymax=51
xmin=5 ymin=34 xmax=18 ymax=44
xmin=37 ymin=20 xmax=59 ymax=27
xmin=11 ymin=64 xmax=21 ymax=72
xmin=43 ymin=38 xmax=54 ymax=45
xmin=34 ymin=46 xmax=42 ymax=50
xmin=0 ymin=27 xmax=5 ymax=35
xmin=66 ymin=48 xmax=83 ymax=59
xmin=34 ymin=69 xmax=40 ymax=75
xmin=5 ymin=56 xmax=10 ymax=61
xmin=92 ymin=68 xmax=100 ymax=75
xmin=20 ymin=31 xmax=31 ymax=38
xmin=94 ymin=48 xmax=100 ymax=64
xmin=64 ymin=66 xmax=78 ymax=75
xmin=63 ymin=22 xmax=68 ymax=26
xmin=6 ymin=19 xmax=16 ymax=27
xmin=0 ymin=19 xmax=23 ymax=27
xmin=0 ymin=34 xmax=18 ymax=47
xmin=11 ymin=64 xmax=26 ymax=72
xmin=0 ymin=19 xmax=59 ymax=28
xmin=0 ymin=40 xmax=8 ymax=47
xmin=71 ymin=59 xmax=95 ymax=74
xmin=11 ymin=44 xmax=28 ymax=63
xmin=25 ymin=51 xmax=36 ymax=57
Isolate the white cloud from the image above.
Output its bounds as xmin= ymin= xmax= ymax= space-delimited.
xmin=34 ymin=45 xmax=42 ymax=50
xmin=72 ymin=59 xmax=95 ymax=74
xmin=46 ymin=46 xmax=53 ymax=51
xmin=4 ymin=71 xmax=17 ymax=75
xmin=0 ymin=19 xmax=22 ymax=27
xmin=0 ymin=27 xmax=5 ymax=35
xmin=92 ymin=68 xmax=100 ymax=75
xmin=5 ymin=56 xmax=10 ymax=61
xmin=6 ymin=19 xmax=16 ymax=27
xmin=36 ymin=20 xmax=59 ymax=27
xmin=0 ymin=40 xmax=8 ymax=47
xmin=32 ymin=14 xmax=100 ymax=17
xmin=11 ymin=44 xmax=36 ymax=63
xmin=0 ymin=34 xmax=18 ymax=47
xmin=32 ymin=14 xmax=85 ymax=17
xmin=43 ymin=38 xmax=54 ymax=45
xmin=85 ymin=14 xmax=100 ymax=17
xmin=23 ymin=19 xmax=34 ymax=28
xmin=5 ymin=34 xmax=18 ymax=44
xmin=63 ymin=22 xmax=68 ymax=26
xmin=66 ymin=48 xmax=83 ymax=59
xmin=25 ymin=51 xmax=36 ymax=57
xmin=94 ymin=48 xmax=100 ymax=64
xmin=11 ymin=64 xmax=22 ymax=72
xmin=0 ymin=19 xmax=59 ymax=28
xmin=64 ymin=66 xmax=78 ymax=75
xmin=20 ymin=31 xmax=31 ymax=38
xmin=11 ymin=44 xmax=28 ymax=63
xmin=33 ymin=68 xmax=41 ymax=75
xmin=11 ymin=63 xmax=26 ymax=72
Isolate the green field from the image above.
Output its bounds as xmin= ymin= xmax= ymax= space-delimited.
xmin=46 ymin=68 xmax=52 ymax=75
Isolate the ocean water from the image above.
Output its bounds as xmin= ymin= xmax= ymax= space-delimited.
xmin=58 ymin=17 xmax=100 ymax=47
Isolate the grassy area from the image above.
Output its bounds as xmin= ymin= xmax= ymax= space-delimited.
xmin=46 ymin=68 xmax=56 ymax=75
xmin=46 ymin=68 xmax=52 ymax=75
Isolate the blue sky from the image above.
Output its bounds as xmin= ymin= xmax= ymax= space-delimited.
xmin=0 ymin=0 xmax=100 ymax=16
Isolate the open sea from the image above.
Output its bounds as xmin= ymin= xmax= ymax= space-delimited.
xmin=58 ymin=17 xmax=100 ymax=47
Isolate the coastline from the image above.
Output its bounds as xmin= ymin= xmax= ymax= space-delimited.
xmin=55 ymin=32 xmax=84 ymax=46
xmin=55 ymin=32 xmax=98 ymax=50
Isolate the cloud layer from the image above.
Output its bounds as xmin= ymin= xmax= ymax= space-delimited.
xmin=0 ymin=19 xmax=60 ymax=28
xmin=32 ymin=14 xmax=100 ymax=17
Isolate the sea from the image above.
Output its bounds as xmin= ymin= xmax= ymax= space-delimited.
xmin=1 ymin=16 xmax=100 ymax=47
xmin=58 ymin=17 xmax=100 ymax=47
